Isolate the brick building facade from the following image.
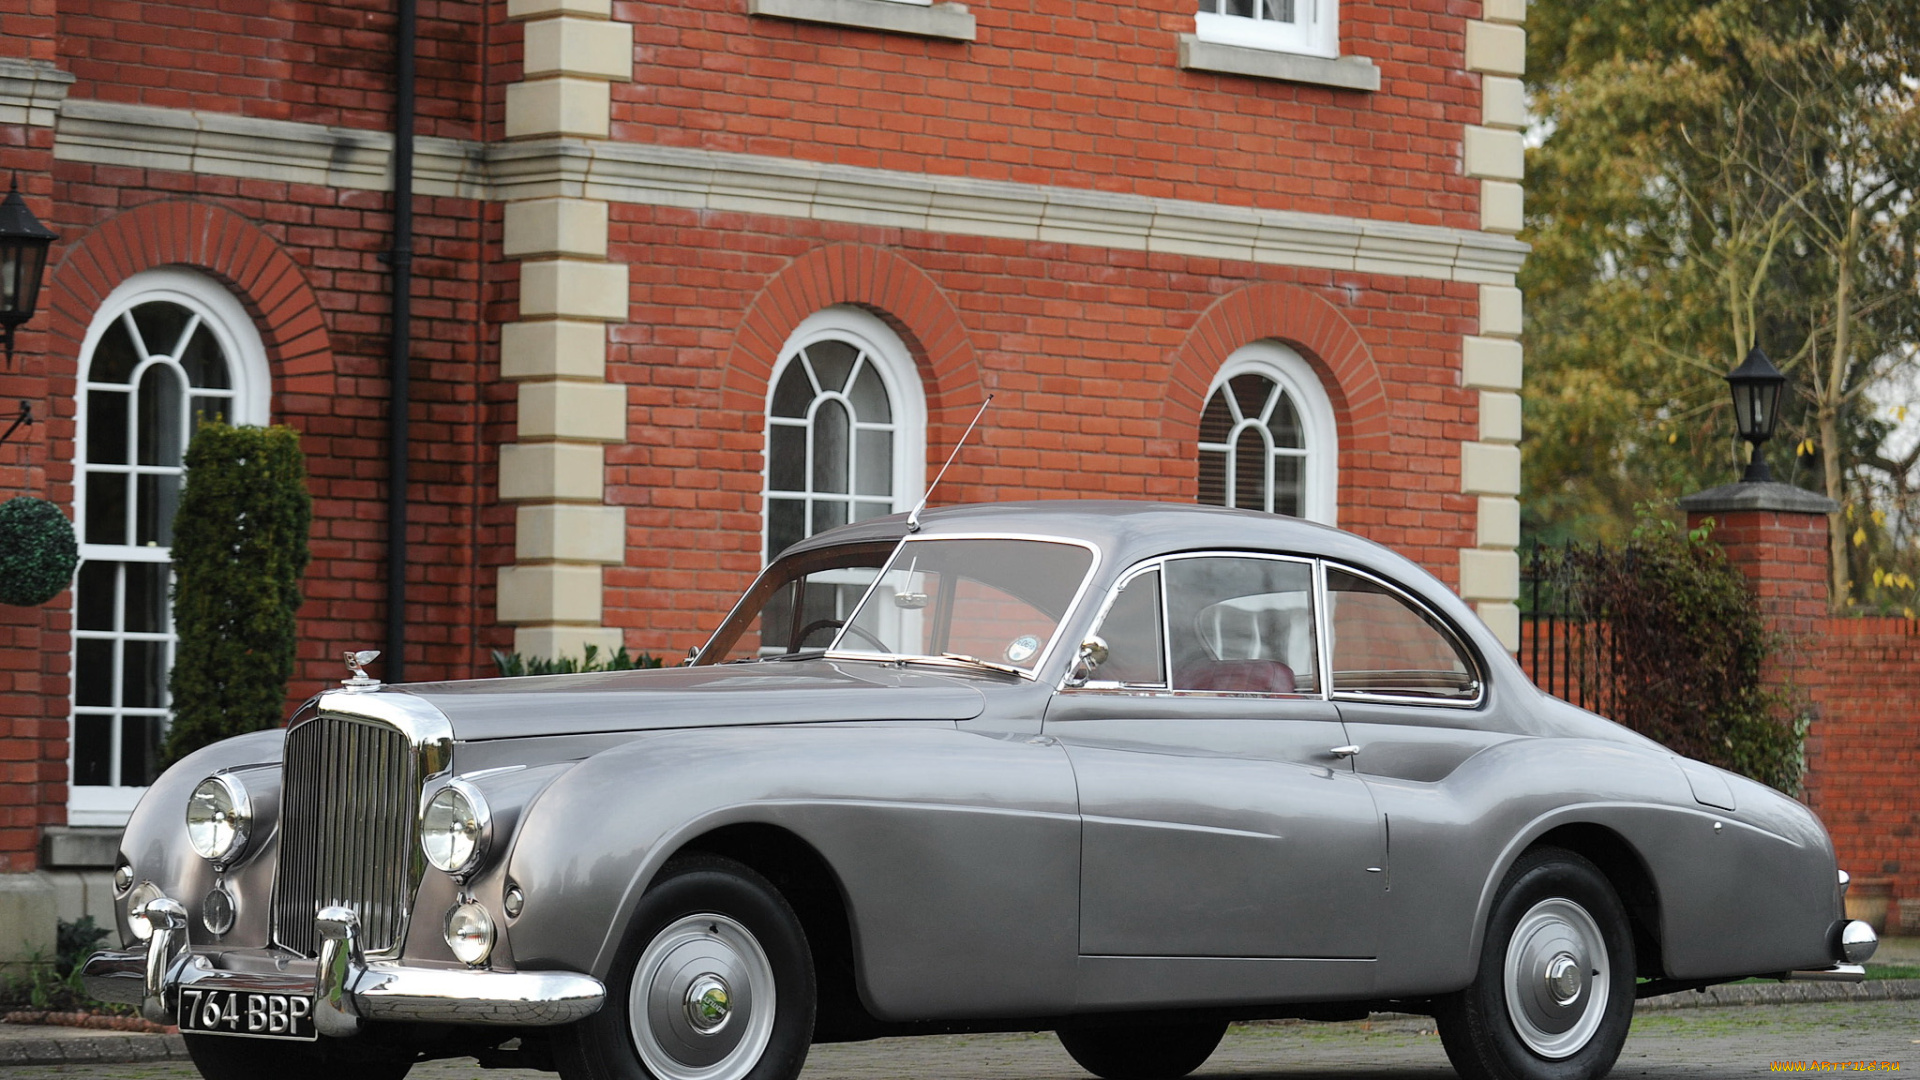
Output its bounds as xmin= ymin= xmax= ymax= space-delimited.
xmin=0 ymin=0 xmax=1533 ymax=955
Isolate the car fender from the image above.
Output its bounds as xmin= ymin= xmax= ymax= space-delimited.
xmin=502 ymin=721 xmax=1081 ymax=1021
xmin=1366 ymin=734 xmax=1834 ymax=995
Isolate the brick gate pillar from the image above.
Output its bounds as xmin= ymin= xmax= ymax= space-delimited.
xmin=1678 ymin=481 xmax=1837 ymax=663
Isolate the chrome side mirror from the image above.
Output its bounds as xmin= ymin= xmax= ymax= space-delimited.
xmin=1065 ymin=636 xmax=1109 ymax=688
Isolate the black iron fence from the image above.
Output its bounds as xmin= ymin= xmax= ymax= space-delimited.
xmin=1518 ymin=543 xmax=1618 ymax=716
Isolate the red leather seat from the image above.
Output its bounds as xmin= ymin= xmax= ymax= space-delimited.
xmin=1176 ymin=659 xmax=1296 ymax=693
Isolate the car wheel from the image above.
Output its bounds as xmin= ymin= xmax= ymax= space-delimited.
xmin=556 ymin=855 xmax=815 ymax=1080
xmin=183 ymin=1033 xmax=412 ymax=1080
xmin=1436 ymin=847 xmax=1635 ymax=1080
xmin=1056 ymin=1019 xmax=1228 ymax=1080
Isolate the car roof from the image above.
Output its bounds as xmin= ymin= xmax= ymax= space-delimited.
xmin=764 ymin=499 xmax=1521 ymax=697
xmin=784 ymin=500 xmax=1428 ymax=592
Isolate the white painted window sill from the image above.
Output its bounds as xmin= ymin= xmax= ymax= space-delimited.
xmin=748 ymin=0 xmax=976 ymax=41
xmin=1177 ymin=34 xmax=1379 ymax=91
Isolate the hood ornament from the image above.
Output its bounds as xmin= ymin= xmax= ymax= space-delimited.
xmin=342 ymin=650 xmax=382 ymax=691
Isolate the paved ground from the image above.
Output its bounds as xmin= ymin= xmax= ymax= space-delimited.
xmin=3 ymin=997 xmax=1914 ymax=1080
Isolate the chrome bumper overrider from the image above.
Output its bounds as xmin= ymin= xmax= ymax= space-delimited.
xmin=82 ymin=900 xmax=604 ymax=1036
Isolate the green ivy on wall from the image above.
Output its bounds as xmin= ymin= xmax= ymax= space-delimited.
xmin=164 ymin=423 xmax=312 ymax=765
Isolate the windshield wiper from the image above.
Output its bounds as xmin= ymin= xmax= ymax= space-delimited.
xmin=935 ymin=653 xmax=1026 ymax=678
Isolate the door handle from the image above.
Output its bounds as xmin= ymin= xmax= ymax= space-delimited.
xmin=1328 ymin=745 xmax=1360 ymax=759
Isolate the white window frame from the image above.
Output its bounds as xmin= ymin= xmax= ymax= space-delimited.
xmin=762 ymin=305 xmax=927 ymax=564
xmin=1195 ymin=0 xmax=1339 ymax=59
xmin=1199 ymin=339 xmax=1339 ymax=526
xmin=69 ymin=268 xmax=270 ymax=826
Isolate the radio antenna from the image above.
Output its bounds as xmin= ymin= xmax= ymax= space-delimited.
xmin=907 ymin=394 xmax=993 ymax=533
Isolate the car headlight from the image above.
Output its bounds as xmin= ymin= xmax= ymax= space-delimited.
xmin=420 ymin=779 xmax=490 ymax=878
xmin=185 ymin=774 xmax=253 ymax=867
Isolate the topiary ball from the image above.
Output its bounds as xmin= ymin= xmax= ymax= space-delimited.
xmin=0 ymin=496 xmax=80 ymax=607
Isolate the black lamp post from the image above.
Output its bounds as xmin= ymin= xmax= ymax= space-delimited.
xmin=1726 ymin=346 xmax=1787 ymax=483
xmin=0 ymin=176 xmax=57 ymax=368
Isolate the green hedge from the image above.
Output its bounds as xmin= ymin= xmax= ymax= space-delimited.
xmin=164 ymin=423 xmax=311 ymax=765
xmin=491 ymin=643 xmax=662 ymax=677
xmin=1562 ymin=519 xmax=1806 ymax=794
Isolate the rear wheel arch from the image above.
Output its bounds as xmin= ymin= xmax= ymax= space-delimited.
xmin=1527 ymin=824 xmax=1664 ymax=980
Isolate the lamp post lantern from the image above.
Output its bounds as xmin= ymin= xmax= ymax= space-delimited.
xmin=0 ymin=175 xmax=57 ymax=368
xmin=1726 ymin=346 xmax=1788 ymax=483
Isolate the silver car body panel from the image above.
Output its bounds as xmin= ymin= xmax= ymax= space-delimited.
xmin=99 ymin=501 xmax=1850 ymax=1038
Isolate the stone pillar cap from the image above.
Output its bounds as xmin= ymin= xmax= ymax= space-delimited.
xmin=1678 ymin=481 xmax=1839 ymax=516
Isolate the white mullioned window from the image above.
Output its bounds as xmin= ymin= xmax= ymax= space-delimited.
xmin=759 ymin=307 xmax=926 ymax=654
xmin=1197 ymin=340 xmax=1338 ymax=526
xmin=70 ymin=268 xmax=270 ymax=826
xmin=1195 ymin=0 xmax=1338 ymax=57
xmin=764 ymin=306 xmax=926 ymax=563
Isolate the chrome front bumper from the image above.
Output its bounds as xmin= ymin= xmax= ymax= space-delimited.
xmin=82 ymin=900 xmax=604 ymax=1036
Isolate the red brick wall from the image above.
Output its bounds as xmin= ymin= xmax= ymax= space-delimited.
xmin=54 ymin=0 xmax=496 ymax=140
xmin=614 ymin=0 xmax=1480 ymax=227
xmin=606 ymin=219 xmax=1480 ymax=656
xmin=1803 ymin=617 xmax=1920 ymax=934
xmin=0 ymin=9 xmax=64 ymax=868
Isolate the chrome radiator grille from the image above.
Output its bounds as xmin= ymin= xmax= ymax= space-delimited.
xmin=273 ymin=713 xmax=419 ymax=956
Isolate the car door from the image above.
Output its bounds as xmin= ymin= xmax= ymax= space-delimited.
xmin=1044 ymin=555 xmax=1386 ymax=965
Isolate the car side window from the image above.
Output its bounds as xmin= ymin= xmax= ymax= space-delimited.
xmin=1087 ymin=569 xmax=1167 ymax=686
xmin=1164 ymin=556 xmax=1318 ymax=695
xmin=1325 ymin=566 xmax=1479 ymax=701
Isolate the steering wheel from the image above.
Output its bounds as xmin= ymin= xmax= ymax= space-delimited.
xmin=795 ymin=619 xmax=891 ymax=653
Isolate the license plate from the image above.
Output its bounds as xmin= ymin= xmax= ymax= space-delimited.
xmin=179 ymin=986 xmax=318 ymax=1041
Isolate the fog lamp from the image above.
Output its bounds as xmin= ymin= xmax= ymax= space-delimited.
xmin=445 ymin=901 xmax=495 ymax=966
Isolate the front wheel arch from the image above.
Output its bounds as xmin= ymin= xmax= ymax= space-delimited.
xmin=554 ymin=854 xmax=816 ymax=1080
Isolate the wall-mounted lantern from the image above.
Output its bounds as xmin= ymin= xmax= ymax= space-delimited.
xmin=0 ymin=176 xmax=56 ymax=447
xmin=1726 ymin=346 xmax=1788 ymax=483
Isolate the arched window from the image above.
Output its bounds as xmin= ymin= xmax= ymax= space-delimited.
xmin=1197 ymin=340 xmax=1338 ymax=525
xmin=764 ymin=306 xmax=925 ymax=562
xmin=70 ymin=268 xmax=270 ymax=825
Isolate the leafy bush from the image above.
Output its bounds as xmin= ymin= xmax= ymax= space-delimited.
xmin=491 ymin=643 xmax=663 ymax=677
xmin=164 ymin=423 xmax=312 ymax=765
xmin=1559 ymin=518 xmax=1806 ymax=793
xmin=0 ymin=917 xmax=131 ymax=1015
xmin=0 ymin=496 xmax=78 ymax=607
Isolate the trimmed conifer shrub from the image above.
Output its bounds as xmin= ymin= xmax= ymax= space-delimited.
xmin=163 ymin=423 xmax=312 ymax=764
xmin=0 ymin=497 xmax=79 ymax=607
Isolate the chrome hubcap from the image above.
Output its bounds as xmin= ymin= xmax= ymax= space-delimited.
xmin=1503 ymin=898 xmax=1608 ymax=1059
xmin=628 ymin=914 xmax=775 ymax=1080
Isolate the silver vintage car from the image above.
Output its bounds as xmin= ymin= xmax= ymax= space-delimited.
xmin=85 ymin=501 xmax=1876 ymax=1080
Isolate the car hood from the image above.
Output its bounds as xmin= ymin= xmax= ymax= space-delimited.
xmin=384 ymin=660 xmax=990 ymax=740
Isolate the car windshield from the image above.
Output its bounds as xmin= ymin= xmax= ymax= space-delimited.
xmin=830 ymin=537 xmax=1097 ymax=675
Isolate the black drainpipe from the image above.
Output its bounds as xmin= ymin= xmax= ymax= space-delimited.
xmin=386 ymin=0 xmax=416 ymax=682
